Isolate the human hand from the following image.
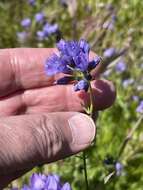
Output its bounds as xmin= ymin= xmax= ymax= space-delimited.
xmin=0 ymin=48 xmax=116 ymax=188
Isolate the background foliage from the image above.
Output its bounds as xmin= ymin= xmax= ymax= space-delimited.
xmin=0 ymin=0 xmax=143 ymax=189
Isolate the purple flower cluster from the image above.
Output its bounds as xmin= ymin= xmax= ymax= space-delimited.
xmin=103 ymin=14 xmax=116 ymax=30
xmin=132 ymin=95 xmax=139 ymax=102
xmin=115 ymin=162 xmax=123 ymax=176
xmin=103 ymin=47 xmax=116 ymax=58
xmin=21 ymin=18 xmax=31 ymax=28
xmin=18 ymin=12 xmax=59 ymax=42
xmin=122 ymin=78 xmax=134 ymax=88
xmin=37 ymin=23 xmax=59 ymax=41
xmin=35 ymin=12 xmax=45 ymax=23
xmin=136 ymin=101 xmax=143 ymax=114
xmin=18 ymin=18 xmax=31 ymax=42
xmin=13 ymin=173 xmax=71 ymax=190
xmin=17 ymin=1 xmax=59 ymax=43
xmin=17 ymin=31 xmax=28 ymax=42
xmin=115 ymin=60 xmax=126 ymax=73
xmin=45 ymin=39 xmax=101 ymax=91
xmin=74 ymin=79 xmax=89 ymax=91
xmin=28 ymin=0 xmax=36 ymax=6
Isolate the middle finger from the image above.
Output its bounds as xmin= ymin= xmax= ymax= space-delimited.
xmin=0 ymin=79 xmax=115 ymax=116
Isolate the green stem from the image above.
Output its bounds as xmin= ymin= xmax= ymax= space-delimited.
xmin=82 ymin=82 xmax=95 ymax=190
xmin=37 ymin=164 xmax=44 ymax=173
xmin=89 ymin=82 xmax=95 ymax=117
xmin=117 ymin=115 xmax=143 ymax=159
xmin=83 ymin=151 xmax=89 ymax=190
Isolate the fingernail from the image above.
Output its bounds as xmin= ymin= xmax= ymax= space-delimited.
xmin=68 ymin=113 xmax=96 ymax=145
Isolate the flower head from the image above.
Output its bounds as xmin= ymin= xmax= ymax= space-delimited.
xmin=30 ymin=173 xmax=45 ymax=189
xmin=136 ymin=101 xmax=143 ymax=114
xmin=115 ymin=60 xmax=126 ymax=73
xmin=36 ymin=30 xmax=46 ymax=41
xmin=115 ymin=162 xmax=123 ymax=176
xmin=122 ymin=78 xmax=134 ymax=88
xmin=35 ymin=12 xmax=45 ymax=23
xmin=62 ymin=182 xmax=72 ymax=190
xmin=13 ymin=173 xmax=72 ymax=190
xmin=17 ymin=31 xmax=28 ymax=42
xmin=21 ymin=18 xmax=31 ymax=28
xmin=45 ymin=39 xmax=101 ymax=91
xmin=43 ymin=23 xmax=59 ymax=36
xmin=103 ymin=47 xmax=116 ymax=58
xmin=74 ymin=80 xmax=89 ymax=92
xmin=132 ymin=95 xmax=139 ymax=102
xmin=28 ymin=0 xmax=36 ymax=6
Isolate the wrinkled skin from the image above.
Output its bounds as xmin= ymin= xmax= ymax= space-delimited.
xmin=0 ymin=48 xmax=116 ymax=188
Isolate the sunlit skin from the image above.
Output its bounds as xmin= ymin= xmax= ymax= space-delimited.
xmin=0 ymin=48 xmax=116 ymax=188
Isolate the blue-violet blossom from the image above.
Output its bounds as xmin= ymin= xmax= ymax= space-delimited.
xmin=115 ymin=60 xmax=126 ymax=73
xmin=132 ymin=95 xmax=139 ymax=102
xmin=21 ymin=18 xmax=31 ymax=28
xmin=136 ymin=101 xmax=143 ymax=114
xmin=122 ymin=78 xmax=134 ymax=88
xmin=45 ymin=39 xmax=101 ymax=91
xmin=43 ymin=23 xmax=59 ymax=36
xmin=36 ymin=31 xmax=46 ymax=41
xmin=103 ymin=47 xmax=116 ymax=58
xmin=35 ymin=12 xmax=45 ymax=23
xmin=17 ymin=31 xmax=28 ymax=42
xmin=28 ymin=0 xmax=36 ymax=6
xmin=13 ymin=173 xmax=71 ymax=190
xmin=115 ymin=162 xmax=123 ymax=176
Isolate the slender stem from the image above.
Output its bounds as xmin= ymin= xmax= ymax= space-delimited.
xmin=83 ymin=151 xmax=89 ymax=190
xmin=89 ymin=82 xmax=95 ymax=117
xmin=82 ymin=82 xmax=95 ymax=190
xmin=117 ymin=115 xmax=143 ymax=159
xmin=37 ymin=164 xmax=44 ymax=173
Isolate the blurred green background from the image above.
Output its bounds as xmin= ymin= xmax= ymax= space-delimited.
xmin=0 ymin=0 xmax=143 ymax=189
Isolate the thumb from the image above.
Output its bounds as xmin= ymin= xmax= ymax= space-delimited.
xmin=0 ymin=112 xmax=95 ymax=175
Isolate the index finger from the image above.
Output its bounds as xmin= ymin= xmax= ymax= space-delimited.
xmin=0 ymin=48 xmax=56 ymax=97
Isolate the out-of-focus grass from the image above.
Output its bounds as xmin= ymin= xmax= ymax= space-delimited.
xmin=0 ymin=0 xmax=143 ymax=189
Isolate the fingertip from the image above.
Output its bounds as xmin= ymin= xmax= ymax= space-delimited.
xmin=78 ymin=79 xmax=116 ymax=111
xmin=92 ymin=79 xmax=116 ymax=110
xmin=69 ymin=113 xmax=96 ymax=144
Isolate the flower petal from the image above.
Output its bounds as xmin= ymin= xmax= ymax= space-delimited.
xmin=79 ymin=39 xmax=90 ymax=53
xmin=74 ymin=80 xmax=89 ymax=91
xmin=30 ymin=173 xmax=45 ymax=189
xmin=62 ymin=182 xmax=72 ymax=190
xmin=45 ymin=174 xmax=61 ymax=190
xmin=73 ymin=52 xmax=89 ymax=72
xmin=88 ymin=56 xmax=101 ymax=71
